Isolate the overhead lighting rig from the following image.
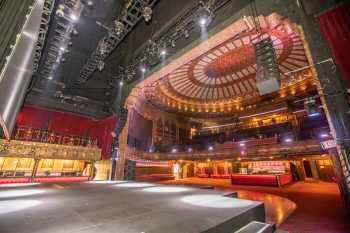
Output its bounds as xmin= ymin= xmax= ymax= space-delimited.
xmin=109 ymin=0 xmax=232 ymax=86
xmin=74 ymin=0 xmax=158 ymax=85
xmin=35 ymin=0 xmax=83 ymax=82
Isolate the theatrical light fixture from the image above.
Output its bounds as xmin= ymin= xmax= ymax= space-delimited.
xmin=171 ymin=148 xmax=177 ymax=153
xmin=239 ymin=142 xmax=245 ymax=147
xmin=140 ymin=66 xmax=146 ymax=73
xmin=59 ymin=47 xmax=65 ymax=51
xmin=97 ymin=60 xmax=105 ymax=71
xmin=70 ymin=14 xmax=78 ymax=21
xmin=47 ymin=76 xmax=53 ymax=80
xmin=197 ymin=1 xmax=214 ymax=27
xmin=119 ymin=80 xmax=124 ymax=86
xmin=188 ymin=147 xmax=193 ymax=152
xmin=114 ymin=20 xmax=125 ymax=36
xmin=143 ymin=5 xmax=153 ymax=22
xmin=160 ymin=49 xmax=167 ymax=56
xmin=304 ymin=98 xmax=320 ymax=117
xmin=208 ymin=145 xmax=214 ymax=151
xmin=320 ymin=133 xmax=329 ymax=138
xmin=284 ymin=137 xmax=293 ymax=143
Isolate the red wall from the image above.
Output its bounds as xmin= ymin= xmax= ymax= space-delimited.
xmin=16 ymin=105 xmax=117 ymax=159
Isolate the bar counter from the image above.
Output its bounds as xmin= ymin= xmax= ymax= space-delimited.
xmin=231 ymin=173 xmax=293 ymax=187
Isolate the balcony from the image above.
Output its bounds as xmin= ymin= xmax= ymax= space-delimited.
xmin=139 ymin=139 xmax=324 ymax=160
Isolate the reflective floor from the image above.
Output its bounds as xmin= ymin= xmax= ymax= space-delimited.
xmin=0 ymin=181 xmax=264 ymax=233
xmin=160 ymin=178 xmax=350 ymax=233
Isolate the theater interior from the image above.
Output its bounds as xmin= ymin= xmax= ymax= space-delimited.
xmin=0 ymin=0 xmax=350 ymax=233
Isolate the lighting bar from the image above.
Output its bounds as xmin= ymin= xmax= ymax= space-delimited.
xmin=238 ymin=107 xmax=288 ymax=120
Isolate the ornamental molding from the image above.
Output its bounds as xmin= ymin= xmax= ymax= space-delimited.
xmin=0 ymin=139 xmax=101 ymax=161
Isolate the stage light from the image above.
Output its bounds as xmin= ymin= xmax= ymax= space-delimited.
xmin=197 ymin=5 xmax=213 ymax=27
xmin=115 ymin=182 xmax=155 ymax=188
xmin=160 ymin=49 xmax=167 ymax=56
xmin=0 ymin=183 xmax=39 ymax=188
xmin=114 ymin=20 xmax=125 ymax=36
xmin=180 ymin=194 xmax=255 ymax=208
xmin=47 ymin=76 xmax=53 ymax=80
xmin=171 ymin=148 xmax=177 ymax=153
xmin=59 ymin=47 xmax=65 ymax=51
xmin=142 ymin=186 xmax=189 ymax=193
xmin=0 ymin=200 xmax=41 ymax=215
xmin=187 ymin=147 xmax=193 ymax=152
xmin=284 ymin=138 xmax=293 ymax=143
xmin=87 ymin=0 xmax=93 ymax=6
xmin=239 ymin=142 xmax=245 ymax=147
xmin=143 ymin=6 xmax=153 ymax=22
xmin=119 ymin=81 xmax=123 ymax=86
xmin=304 ymin=98 xmax=320 ymax=117
xmin=320 ymin=133 xmax=329 ymax=138
xmin=206 ymin=158 xmax=211 ymax=162
xmin=208 ymin=145 xmax=213 ymax=151
xmin=199 ymin=18 xmax=207 ymax=26
xmin=0 ymin=189 xmax=46 ymax=198
xmin=140 ymin=67 xmax=146 ymax=73
xmin=70 ymin=14 xmax=78 ymax=21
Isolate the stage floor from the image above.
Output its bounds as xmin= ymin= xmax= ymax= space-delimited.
xmin=0 ymin=181 xmax=264 ymax=233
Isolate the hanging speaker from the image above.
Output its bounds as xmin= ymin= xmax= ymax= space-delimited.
xmin=255 ymin=37 xmax=281 ymax=95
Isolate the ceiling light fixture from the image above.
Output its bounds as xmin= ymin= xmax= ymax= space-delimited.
xmin=143 ymin=5 xmax=153 ymax=22
xmin=70 ymin=14 xmax=78 ymax=21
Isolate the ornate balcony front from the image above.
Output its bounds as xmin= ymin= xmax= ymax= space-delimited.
xmin=0 ymin=139 xmax=101 ymax=161
xmin=139 ymin=139 xmax=324 ymax=161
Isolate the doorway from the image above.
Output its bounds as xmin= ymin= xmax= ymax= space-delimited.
xmin=303 ymin=160 xmax=313 ymax=178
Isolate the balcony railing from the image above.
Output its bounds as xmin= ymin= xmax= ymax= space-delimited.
xmin=11 ymin=126 xmax=98 ymax=148
xmin=137 ymin=139 xmax=324 ymax=160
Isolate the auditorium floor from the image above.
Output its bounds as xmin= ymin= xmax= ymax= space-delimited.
xmin=0 ymin=181 xmax=265 ymax=233
xmin=159 ymin=178 xmax=350 ymax=233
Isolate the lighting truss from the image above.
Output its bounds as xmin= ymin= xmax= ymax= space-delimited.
xmin=33 ymin=0 xmax=56 ymax=73
xmin=110 ymin=0 xmax=232 ymax=86
xmin=73 ymin=0 xmax=158 ymax=85
xmin=36 ymin=0 xmax=83 ymax=81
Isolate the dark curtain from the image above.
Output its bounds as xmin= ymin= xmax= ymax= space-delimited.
xmin=16 ymin=105 xmax=117 ymax=159
xmin=128 ymin=109 xmax=153 ymax=150
xmin=315 ymin=3 xmax=350 ymax=88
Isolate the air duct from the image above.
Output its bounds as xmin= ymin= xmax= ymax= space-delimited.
xmin=0 ymin=0 xmax=44 ymax=139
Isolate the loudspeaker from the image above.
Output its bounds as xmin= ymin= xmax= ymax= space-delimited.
xmin=123 ymin=159 xmax=136 ymax=180
xmin=255 ymin=37 xmax=281 ymax=95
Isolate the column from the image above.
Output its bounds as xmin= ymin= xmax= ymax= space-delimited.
xmin=30 ymin=159 xmax=40 ymax=182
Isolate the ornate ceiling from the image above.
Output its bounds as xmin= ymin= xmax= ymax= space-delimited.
xmin=128 ymin=13 xmax=317 ymax=118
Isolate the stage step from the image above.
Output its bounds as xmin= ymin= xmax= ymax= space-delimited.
xmin=234 ymin=221 xmax=274 ymax=233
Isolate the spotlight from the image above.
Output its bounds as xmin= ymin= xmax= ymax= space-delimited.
xmin=160 ymin=49 xmax=167 ymax=56
xmin=114 ymin=20 xmax=125 ymax=36
xmin=97 ymin=60 xmax=105 ymax=71
xmin=171 ymin=148 xmax=177 ymax=153
xmin=140 ymin=66 xmax=146 ymax=73
xmin=47 ymin=76 xmax=53 ymax=80
xmin=320 ymin=133 xmax=329 ymax=138
xmin=197 ymin=6 xmax=213 ymax=27
xmin=119 ymin=81 xmax=123 ymax=86
xmin=143 ymin=6 xmax=152 ymax=22
xmin=199 ymin=17 xmax=207 ymax=26
xmin=187 ymin=147 xmax=193 ymax=152
xmin=284 ymin=137 xmax=293 ymax=143
xmin=208 ymin=145 xmax=213 ymax=151
xmin=70 ymin=14 xmax=78 ymax=21
xmin=304 ymin=98 xmax=320 ymax=117
xmin=59 ymin=47 xmax=65 ymax=51
xmin=239 ymin=142 xmax=245 ymax=147
xmin=87 ymin=0 xmax=93 ymax=6
xmin=184 ymin=30 xmax=189 ymax=38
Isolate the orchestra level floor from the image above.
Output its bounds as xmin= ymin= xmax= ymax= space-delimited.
xmin=160 ymin=178 xmax=350 ymax=233
xmin=0 ymin=181 xmax=265 ymax=233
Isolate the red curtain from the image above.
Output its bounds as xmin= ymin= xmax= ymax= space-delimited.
xmin=315 ymin=3 xmax=350 ymax=88
xmin=16 ymin=105 xmax=117 ymax=159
